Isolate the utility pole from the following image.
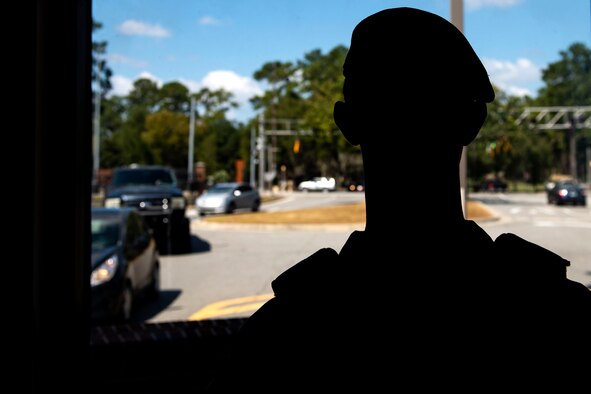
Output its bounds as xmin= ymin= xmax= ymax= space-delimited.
xmin=250 ymin=126 xmax=256 ymax=187
xmin=258 ymin=113 xmax=266 ymax=195
xmin=256 ymin=115 xmax=312 ymax=195
xmin=187 ymin=96 xmax=196 ymax=186
xmin=451 ymin=0 xmax=468 ymax=217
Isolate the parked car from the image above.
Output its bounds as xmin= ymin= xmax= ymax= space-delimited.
xmin=297 ymin=177 xmax=337 ymax=192
xmin=91 ymin=207 xmax=161 ymax=323
xmin=104 ymin=164 xmax=191 ymax=254
xmin=481 ymin=177 xmax=508 ymax=192
xmin=196 ymin=182 xmax=261 ymax=215
xmin=546 ymin=181 xmax=587 ymax=206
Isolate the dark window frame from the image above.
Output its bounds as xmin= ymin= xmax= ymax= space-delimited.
xmin=29 ymin=3 xmax=242 ymax=393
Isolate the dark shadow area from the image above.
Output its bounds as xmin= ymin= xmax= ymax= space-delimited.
xmin=129 ymin=289 xmax=182 ymax=323
xmin=89 ymin=318 xmax=247 ymax=394
xmin=156 ymin=229 xmax=211 ymax=256
xmin=189 ymin=233 xmax=212 ymax=253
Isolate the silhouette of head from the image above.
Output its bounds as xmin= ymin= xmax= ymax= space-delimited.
xmin=334 ymin=7 xmax=494 ymax=149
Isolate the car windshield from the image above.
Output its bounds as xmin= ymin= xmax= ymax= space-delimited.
xmin=207 ymin=185 xmax=236 ymax=194
xmin=91 ymin=216 xmax=120 ymax=250
xmin=112 ymin=169 xmax=175 ymax=187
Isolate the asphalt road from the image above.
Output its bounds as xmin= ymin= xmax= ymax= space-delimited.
xmin=132 ymin=191 xmax=590 ymax=324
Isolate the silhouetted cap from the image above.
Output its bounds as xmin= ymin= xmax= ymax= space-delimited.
xmin=344 ymin=7 xmax=494 ymax=103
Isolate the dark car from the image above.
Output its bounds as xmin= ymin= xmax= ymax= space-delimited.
xmin=91 ymin=207 xmax=161 ymax=323
xmin=481 ymin=177 xmax=508 ymax=192
xmin=547 ymin=181 xmax=587 ymax=206
xmin=196 ymin=182 xmax=261 ymax=215
xmin=104 ymin=164 xmax=191 ymax=253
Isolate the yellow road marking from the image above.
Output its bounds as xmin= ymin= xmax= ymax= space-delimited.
xmin=188 ymin=293 xmax=274 ymax=321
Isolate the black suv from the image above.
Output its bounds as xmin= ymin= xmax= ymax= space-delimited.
xmin=104 ymin=165 xmax=191 ymax=254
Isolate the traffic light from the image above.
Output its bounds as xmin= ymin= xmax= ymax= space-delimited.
xmin=293 ymin=138 xmax=301 ymax=153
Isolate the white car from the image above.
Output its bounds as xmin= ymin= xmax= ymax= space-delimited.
xmin=297 ymin=177 xmax=337 ymax=192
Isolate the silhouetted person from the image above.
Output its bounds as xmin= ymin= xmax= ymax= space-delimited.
xmin=207 ymin=7 xmax=590 ymax=391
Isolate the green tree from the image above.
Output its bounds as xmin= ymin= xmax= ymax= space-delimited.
xmin=92 ymin=20 xmax=112 ymax=96
xmin=99 ymin=96 xmax=127 ymax=168
xmin=251 ymin=61 xmax=304 ymax=118
xmin=142 ymin=110 xmax=189 ymax=168
xmin=193 ymin=87 xmax=238 ymax=118
xmin=537 ymin=42 xmax=591 ymax=106
xmin=251 ymin=60 xmax=306 ymax=182
xmin=99 ymin=78 xmax=161 ymax=167
xmin=536 ymin=42 xmax=591 ymax=178
xmin=298 ymin=46 xmax=354 ymax=178
xmin=128 ymin=78 xmax=160 ymax=110
xmin=159 ymin=81 xmax=190 ymax=113
xmin=469 ymin=85 xmax=555 ymax=188
xmin=250 ymin=46 xmax=355 ymax=183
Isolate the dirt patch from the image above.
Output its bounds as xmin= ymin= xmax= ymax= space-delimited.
xmin=466 ymin=200 xmax=496 ymax=220
xmin=202 ymin=200 xmax=495 ymax=225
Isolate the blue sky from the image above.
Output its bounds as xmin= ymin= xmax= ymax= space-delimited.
xmin=93 ymin=0 xmax=591 ymax=122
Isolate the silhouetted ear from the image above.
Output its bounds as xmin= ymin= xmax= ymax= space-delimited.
xmin=334 ymin=101 xmax=360 ymax=146
xmin=458 ymin=100 xmax=487 ymax=146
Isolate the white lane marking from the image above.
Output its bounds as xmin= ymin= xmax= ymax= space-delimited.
xmin=535 ymin=220 xmax=591 ymax=229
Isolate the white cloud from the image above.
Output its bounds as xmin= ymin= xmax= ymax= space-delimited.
xmin=110 ymin=75 xmax=134 ymax=96
xmin=107 ymin=72 xmax=163 ymax=97
xmin=202 ymin=70 xmax=263 ymax=102
xmin=466 ymin=0 xmax=523 ymax=10
xmin=178 ymin=78 xmax=201 ymax=93
xmin=198 ymin=16 xmax=221 ymax=26
xmin=107 ymin=53 xmax=147 ymax=68
xmin=483 ymin=57 xmax=540 ymax=97
xmin=201 ymin=70 xmax=263 ymax=120
xmin=107 ymin=70 xmax=261 ymax=121
xmin=117 ymin=20 xmax=171 ymax=38
xmin=176 ymin=72 xmax=261 ymax=121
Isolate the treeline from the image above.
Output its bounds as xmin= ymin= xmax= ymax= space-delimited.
xmin=93 ymin=19 xmax=591 ymax=187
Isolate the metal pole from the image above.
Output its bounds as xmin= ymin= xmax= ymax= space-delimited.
xmin=568 ymin=115 xmax=577 ymax=180
xmin=258 ymin=113 xmax=266 ymax=195
xmin=451 ymin=0 xmax=468 ymax=218
xmin=250 ymin=127 xmax=256 ymax=187
xmin=188 ymin=97 xmax=196 ymax=185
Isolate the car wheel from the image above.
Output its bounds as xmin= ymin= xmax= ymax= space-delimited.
xmin=146 ymin=262 xmax=160 ymax=300
xmin=252 ymin=199 xmax=261 ymax=212
xmin=226 ymin=202 xmax=236 ymax=214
